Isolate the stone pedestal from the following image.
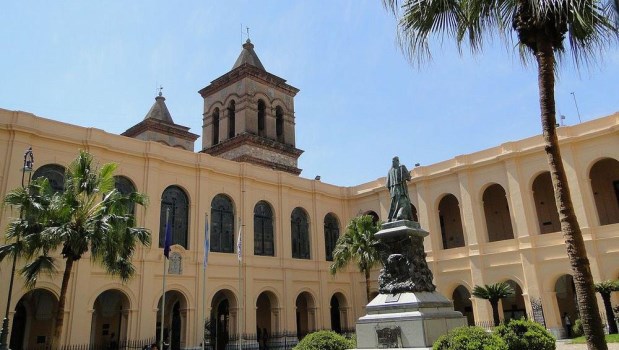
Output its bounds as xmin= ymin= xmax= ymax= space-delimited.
xmin=356 ymin=292 xmax=467 ymax=349
xmin=355 ymin=220 xmax=466 ymax=349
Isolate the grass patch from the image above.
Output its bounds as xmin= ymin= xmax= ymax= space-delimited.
xmin=570 ymin=334 xmax=619 ymax=344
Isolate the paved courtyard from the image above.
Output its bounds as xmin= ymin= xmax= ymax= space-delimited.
xmin=557 ymin=340 xmax=619 ymax=349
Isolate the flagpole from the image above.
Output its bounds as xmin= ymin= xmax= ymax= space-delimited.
xmin=202 ymin=213 xmax=208 ymax=350
xmin=237 ymin=217 xmax=242 ymax=350
xmin=160 ymin=208 xmax=170 ymax=350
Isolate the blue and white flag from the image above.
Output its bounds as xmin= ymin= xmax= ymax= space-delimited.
xmin=203 ymin=215 xmax=210 ymax=268
xmin=163 ymin=216 xmax=172 ymax=259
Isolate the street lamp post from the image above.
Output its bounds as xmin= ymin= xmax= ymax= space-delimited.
xmin=0 ymin=147 xmax=34 ymax=350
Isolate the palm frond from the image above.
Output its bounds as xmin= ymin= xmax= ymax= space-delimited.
xmin=595 ymin=280 xmax=619 ymax=294
xmin=472 ymin=282 xmax=515 ymax=301
xmin=20 ymin=254 xmax=57 ymax=289
xmin=329 ymin=215 xmax=381 ymax=276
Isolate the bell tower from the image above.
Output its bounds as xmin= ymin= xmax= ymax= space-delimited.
xmin=199 ymin=39 xmax=303 ymax=175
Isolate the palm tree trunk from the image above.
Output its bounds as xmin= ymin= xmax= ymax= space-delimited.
xmin=601 ymin=293 xmax=618 ymax=334
xmin=535 ymin=39 xmax=607 ymax=349
xmin=490 ymin=299 xmax=500 ymax=327
xmin=365 ymin=269 xmax=371 ymax=303
xmin=52 ymin=257 xmax=74 ymax=350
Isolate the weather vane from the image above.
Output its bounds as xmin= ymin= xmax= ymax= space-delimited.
xmin=158 ymin=85 xmax=163 ymax=97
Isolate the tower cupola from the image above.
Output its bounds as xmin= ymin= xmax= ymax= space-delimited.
xmin=199 ymin=40 xmax=303 ymax=175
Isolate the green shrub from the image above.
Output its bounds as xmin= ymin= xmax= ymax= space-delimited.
xmin=433 ymin=326 xmax=507 ymax=350
xmin=293 ymin=330 xmax=354 ymax=350
xmin=572 ymin=319 xmax=584 ymax=338
xmin=494 ymin=319 xmax=555 ymax=350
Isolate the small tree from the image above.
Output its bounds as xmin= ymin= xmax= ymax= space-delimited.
xmin=433 ymin=326 xmax=507 ymax=350
xmin=595 ymin=280 xmax=619 ymax=334
xmin=329 ymin=215 xmax=381 ymax=302
xmin=494 ymin=318 xmax=555 ymax=350
xmin=472 ymin=282 xmax=515 ymax=326
xmin=293 ymin=330 xmax=354 ymax=350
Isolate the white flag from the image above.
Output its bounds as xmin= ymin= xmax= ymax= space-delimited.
xmin=237 ymin=222 xmax=242 ymax=262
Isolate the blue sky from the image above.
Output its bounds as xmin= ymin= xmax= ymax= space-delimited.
xmin=2 ymin=1 xmax=618 ymax=186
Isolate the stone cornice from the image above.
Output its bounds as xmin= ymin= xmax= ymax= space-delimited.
xmin=233 ymin=154 xmax=302 ymax=175
xmin=202 ymin=132 xmax=303 ymax=158
xmin=122 ymin=119 xmax=199 ymax=141
xmin=198 ymin=64 xmax=299 ymax=98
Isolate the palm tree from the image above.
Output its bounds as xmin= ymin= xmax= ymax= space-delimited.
xmin=0 ymin=178 xmax=55 ymax=276
xmin=595 ymin=280 xmax=619 ymax=334
xmin=382 ymin=1 xmax=618 ymax=348
xmin=472 ymin=282 xmax=515 ymax=326
xmin=4 ymin=151 xmax=151 ymax=349
xmin=329 ymin=215 xmax=382 ymax=302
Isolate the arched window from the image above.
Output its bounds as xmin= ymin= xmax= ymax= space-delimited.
xmin=324 ymin=213 xmax=339 ymax=261
xmin=212 ymin=108 xmax=220 ymax=145
xmin=275 ymin=106 xmax=284 ymax=143
xmin=483 ymin=184 xmax=514 ymax=242
xmin=228 ymin=101 xmax=236 ymax=139
xmin=438 ymin=194 xmax=465 ymax=249
xmin=160 ymin=186 xmax=189 ymax=249
xmin=291 ymin=207 xmax=310 ymax=259
xmin=258 ymin=99 xmax=266 ymax=137
xmin=211 ymin=194 xmax=235 ymax=253
xmin=114 ymin=175 xmax=137 ymax=214
xmin=33 ymin=164 xmax=65 ymax=193
xmin=590 ymin=158 xmax=619 ymax=225
xmin=254 ymin=201 xmax=274 ymax=256
xmin=532 ymin=172 xmax=560 ymax=234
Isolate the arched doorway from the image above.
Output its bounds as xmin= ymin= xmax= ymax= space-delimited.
xmin=362 ymin=210 xmax=379 ymax=224
xmin=9 ymin=289 xmax=58 ymax=350
xmin=295 ymin=292 xmax=315 ymax=340
xmin=90 ymin=289 xmax=130 ymax=347
xmin=156 ymin=290 xmax=187 ymax=350
xmin=533 ymin=172 xmax=561 ymax=234
xmin=210 ymin=289 xmax=238 ymax=350
xmin=452 ymin=286 xmax=475 ymax=326
xmin=482 ymin=184 xmax=514 ymax=242
xmin=590 ymin=158 xmax=619 ymax=225
xmin=256 ymin=291 xmax=278 ymax=349
xmin=502 ymin=280 xmax=526 ymax=322
xmin=438 ymin=194 xmax=465 ymax=249
xmin=330 ymin=293 xmax=348 ymax=334
xmin=555 ymin=275 xmax=578 ymax=325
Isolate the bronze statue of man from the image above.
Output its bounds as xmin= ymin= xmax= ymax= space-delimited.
xmin=386 ymin=156 xmax=413 ymax=221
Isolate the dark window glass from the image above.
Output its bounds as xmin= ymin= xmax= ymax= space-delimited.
xmin=33 ymin=164 xmax=65 ymax=193
xmin=159 ymin=186 xmax=189 ymax=249
xmin=291 ymin=207 xmax=310 ymax=259
xmin=254 ymin=201 xmax=274 ymax=256
xmin=114 ymin=175 xmax=136 ymax=214
xmin=211 ymin=194 xmax=234 ymax=253
xmin=324 ymin=213 xmax=339 ymax=261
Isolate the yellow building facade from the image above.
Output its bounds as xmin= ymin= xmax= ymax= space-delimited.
xmin=1 ymin=42 xmax=619 ymax=350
